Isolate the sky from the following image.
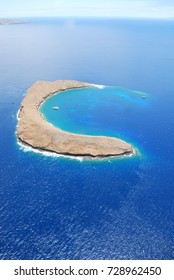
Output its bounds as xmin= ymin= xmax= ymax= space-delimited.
xmin=0 ymin=0 xmax=174 ymax=19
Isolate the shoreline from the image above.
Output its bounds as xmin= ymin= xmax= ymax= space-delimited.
xmin=17 ymin=136 xmax=136 ymax=161
xmin=17 ymin=80 xmax=134 ymax=158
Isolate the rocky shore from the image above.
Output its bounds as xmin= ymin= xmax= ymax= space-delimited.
xmin=17 ymin=80 xmax=134 ymax=158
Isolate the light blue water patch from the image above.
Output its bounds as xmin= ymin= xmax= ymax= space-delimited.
xmin=39 ymin=86 xmax=151 ymax=159
xmin=40 ymin=86 xmax=149 ymax=145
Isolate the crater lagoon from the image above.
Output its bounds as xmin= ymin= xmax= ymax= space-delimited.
xmin=40 ymin=86 xmax=147 ymax=147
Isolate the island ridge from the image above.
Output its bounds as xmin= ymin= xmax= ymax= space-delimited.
xmin=17 ymin=80 xmax=134 ymax=158
xmin=0 ymin=18 xmax=28 ymax=25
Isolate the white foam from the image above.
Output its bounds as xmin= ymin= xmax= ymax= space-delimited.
xmin=17 ymin=139 xmax=84 ymax=162
xmin=127 ymin=147 xmax=136 ymax=157
xmin=92 ymin=84 xmax=106 ymax=89
xmin=16 ymin=109 xmax=20 ymax=121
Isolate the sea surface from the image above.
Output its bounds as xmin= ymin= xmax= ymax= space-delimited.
xmin=0 ymin=17 xmax=174 ymax=259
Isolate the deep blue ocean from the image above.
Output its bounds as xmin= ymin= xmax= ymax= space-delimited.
xmin=0 ymin=17 xmax=174 ymax=260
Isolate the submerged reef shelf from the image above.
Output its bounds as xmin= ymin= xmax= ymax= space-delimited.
xmin=17 ymin=80 xmax=134 ymax=158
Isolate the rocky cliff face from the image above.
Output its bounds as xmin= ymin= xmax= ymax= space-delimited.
xmin=17 ymin=80 xmax=134 ymax=158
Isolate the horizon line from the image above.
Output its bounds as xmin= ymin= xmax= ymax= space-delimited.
xmin=1 ymin=15 xmax=174 ymax=20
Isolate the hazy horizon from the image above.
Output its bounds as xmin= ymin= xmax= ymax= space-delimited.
xmin=1 ymin=15 xmax=174 ymax=21
xmin=0 ymin=0 xmax=174 ymax=19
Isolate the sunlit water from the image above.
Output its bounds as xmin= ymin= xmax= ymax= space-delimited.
xmin=0 ymin=17 xmax=174 ymax=259
xmin=40 ymin=86 xmax=147 ymax=143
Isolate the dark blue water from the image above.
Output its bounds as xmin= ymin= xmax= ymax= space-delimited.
xmin=0 ymin=17 xmax=174 ymax=260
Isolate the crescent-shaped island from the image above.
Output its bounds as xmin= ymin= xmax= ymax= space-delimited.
xmin=17 ymin=80 xmax=134 ymax=158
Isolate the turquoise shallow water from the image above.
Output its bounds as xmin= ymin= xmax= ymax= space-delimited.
xmin=40 ymin=86 xmax=149 ymax=157
xmin=0 ymin=18 xmax=174 ymax=259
